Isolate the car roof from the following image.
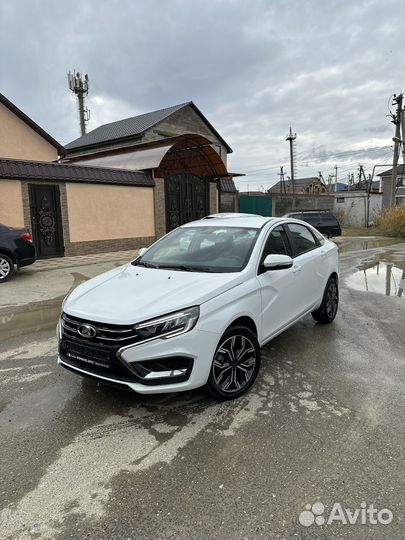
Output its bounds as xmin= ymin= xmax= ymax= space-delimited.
xmin=183 ymin=214 xmax=278 ymax=229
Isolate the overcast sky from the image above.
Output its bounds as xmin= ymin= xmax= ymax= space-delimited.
xmin=1 ymin=0 xmax=404 ymax=190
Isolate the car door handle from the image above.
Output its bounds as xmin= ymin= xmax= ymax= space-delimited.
xmin=293 ymin=264 xmax=302 ymax=273
xmin=320 ymin=250 xmax=327 ymax=257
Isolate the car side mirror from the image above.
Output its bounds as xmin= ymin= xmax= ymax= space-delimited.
xmin=138 ymin=247 xmax=147 ymax=256
xmin=263 ymin=254 xmax=293 ymax=271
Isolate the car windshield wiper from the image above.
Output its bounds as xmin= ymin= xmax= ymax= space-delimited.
xmin=132 ymin=260 xmax=159 ymax=269
xmin=157 ymin=264 xmax=204 ymax=272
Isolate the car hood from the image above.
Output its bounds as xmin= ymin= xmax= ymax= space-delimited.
xmin=64 ymin=263 xmax=245 ymax=325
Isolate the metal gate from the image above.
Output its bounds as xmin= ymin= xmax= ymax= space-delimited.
xmin=29 ymin=184 xmax=64 ymax=258
xmin=239 ymin=194 xmax=273 ymax=217
xmin=165 ymin=173 xmax=209 ymax=231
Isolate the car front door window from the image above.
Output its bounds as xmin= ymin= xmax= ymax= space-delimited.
xmin=286 ymin=222 xmax=323 ymax=312
xmin=257 ymin=225 xmax=295 ymax=341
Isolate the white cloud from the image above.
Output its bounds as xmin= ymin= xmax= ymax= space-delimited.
xmin=1 ymin=0 xmax=403 ymax=190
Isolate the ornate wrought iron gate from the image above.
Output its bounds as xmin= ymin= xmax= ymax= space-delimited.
xmin=165 ymin=173 xmax=209 ymax=231
xmin=29 ymin=184 xmax=64 ymax=258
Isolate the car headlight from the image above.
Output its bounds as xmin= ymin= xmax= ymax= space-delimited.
xmin=134 ymin=306 xmax=199 ymax=341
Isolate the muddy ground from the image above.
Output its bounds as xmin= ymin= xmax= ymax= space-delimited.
xmin=0 ymin=238 xmax=404 ymax=540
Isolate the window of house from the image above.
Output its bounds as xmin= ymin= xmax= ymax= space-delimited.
xmin=336 ymin=197 xmax=345 ymax=203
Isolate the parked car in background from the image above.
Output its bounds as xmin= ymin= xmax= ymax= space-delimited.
xmin=58 ymin=215 xmax=339 ymax=400
xmin=0 ymin=224 xmax=36 ymax=282
xmin=282 ymin=211 xmax=342 ymax=238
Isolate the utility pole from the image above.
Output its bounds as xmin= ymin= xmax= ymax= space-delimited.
xmin=334 ymin=164 xmax=338 ymax=193
xmin=68 ymin=70 xmax=90 ymax=136
xmin=327 ymin=174 xmax=332 ymax=193
xmin=279 ymin=166 xmax=286 ymax=195
xmin=389 ymin=93 xmax=403 ymax=207
xmin=319 ymin=172 xmax=326 ymax=188
xmin=286 ymin=127 xmax=297 ymax=195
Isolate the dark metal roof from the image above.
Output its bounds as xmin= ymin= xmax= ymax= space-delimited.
xmin=377 ymin=164 xmax=405 ymax=177
xmin=64 ymin=101 xmax=232 ymax=154
xmin=0 ymin=158 xmax=154 ymax=187
xmin=219 ymin=177 xmax=237 ymax=193
xmin=268 ymin=177 xmax=321 ymax=193
xmin=0 ymin=93 xmax=64 ymax=153
xmin=343 ymin=180 xmax=380 ymax=192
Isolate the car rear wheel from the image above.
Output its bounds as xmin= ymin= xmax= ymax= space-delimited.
xmin=207 ymin=326 xmax=261 ymax=400
xmin=312 ymin=277 xmax=339 ymax=324
xmin=0 ymin=254 xmax=14 ymax=283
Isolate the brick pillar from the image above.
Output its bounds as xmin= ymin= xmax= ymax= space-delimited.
xmin=154 ymin=178 xmax=166 ymax=238
xmin=209 ymin=181 xmax=218 ymax=214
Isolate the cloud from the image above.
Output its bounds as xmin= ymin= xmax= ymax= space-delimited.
xmin=1 ymin=0 xmax=403 ymax=189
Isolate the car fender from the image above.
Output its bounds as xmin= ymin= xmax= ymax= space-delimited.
xmin=198 ymin=275 xmax=262 ymax=342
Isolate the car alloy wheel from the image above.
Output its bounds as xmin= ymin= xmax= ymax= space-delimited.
xmin=326 ymin=280 xmax=338 ymax=320
xmin=207 ymin=326 xmax=261 ymax=400
xmin=0 ymin=255 xmax=14 ymax=282
xmin=311 ymin=276 xmax=339 ymax=324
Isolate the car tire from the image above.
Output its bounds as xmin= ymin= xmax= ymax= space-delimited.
xmin=0 ymin=254 xmax=15 ymax=283
xmin=312 ymin=276 xmax=339 ymax=324
xmin=207 ymin=325 xmax=261 ymax=401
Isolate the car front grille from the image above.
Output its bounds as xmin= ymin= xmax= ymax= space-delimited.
xmin=61 ymin=312 xmax=139 ymax=346
xmin=59 ymin=312 xmax=193 ymax=386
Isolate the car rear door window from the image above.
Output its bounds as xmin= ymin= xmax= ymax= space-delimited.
xmin=286 ymin=223 xmax=317 ymax=256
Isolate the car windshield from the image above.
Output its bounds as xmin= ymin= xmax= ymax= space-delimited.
xmin=132 ymin=226 xmax=260 ymax=273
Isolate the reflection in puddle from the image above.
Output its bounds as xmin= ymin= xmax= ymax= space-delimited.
xmin=346 ymin=256 xmax=405 ymax=298
xmin=0 ymin=272 xmax=88 ymax=341
xmin=338 ymin=237 xmax=404 ymax=254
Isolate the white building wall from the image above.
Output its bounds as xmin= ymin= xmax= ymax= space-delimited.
xmin=333 ymin=192 xmax=382 ymax=227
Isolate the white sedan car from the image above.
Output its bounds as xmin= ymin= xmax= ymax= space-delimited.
xmin=58 ymin=215 xmax=338 ymax=400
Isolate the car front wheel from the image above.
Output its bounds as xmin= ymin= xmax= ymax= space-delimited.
xmin=0 ymin=254 xmax=15 ymax=283
xmin=312 ymin=277 xmax=339 ymax=323
xmin=207 ymin=326 xmax=261 ymax=400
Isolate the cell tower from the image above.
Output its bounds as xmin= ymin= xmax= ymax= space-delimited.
xmin=286 ymin=127 xmax=297 ymax=194
xmin=67 ymin=70 xmax=90 ymax=135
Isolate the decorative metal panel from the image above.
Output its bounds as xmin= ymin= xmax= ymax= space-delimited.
xmin=165 ymin=173 xmax=209 ymax=232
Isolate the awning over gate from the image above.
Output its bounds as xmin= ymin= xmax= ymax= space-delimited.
xmin=69 ymin=134 xmax=230 ymax=178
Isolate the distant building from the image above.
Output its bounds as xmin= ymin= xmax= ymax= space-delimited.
xmin=268 ymin=177 xmax=327 ymax=194
xmin=377 ymin=165 xmax=405 ymax=206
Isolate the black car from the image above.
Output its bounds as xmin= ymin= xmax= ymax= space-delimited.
xmin=282 ymin=211 xmax=342 ymax=238
xmin=0 ymin=223 xmax=36 ymax=282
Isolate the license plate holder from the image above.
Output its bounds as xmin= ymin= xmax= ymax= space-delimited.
xmin=65 ymin=340 xmax=110 ymax=369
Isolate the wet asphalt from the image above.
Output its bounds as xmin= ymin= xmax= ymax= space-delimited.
xmin=0 ymin=238 xmax=404 ymax=540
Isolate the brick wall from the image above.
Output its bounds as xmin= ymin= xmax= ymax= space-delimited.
xmin=20 ymin=179 xmax=157 ymax=257
xmin=142 ymin=105 xmax=228 ymax=165
xmin=65 ymin=236 xmax=155 ymax=256
xmin=154 ymin=177 xmax=166 ymax=239
xmin=271 ymin=193 xmax=335 ymax=216
xmin=209 ymin=182 xmax=218 ymax=214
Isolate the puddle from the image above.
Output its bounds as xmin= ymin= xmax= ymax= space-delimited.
xmin=346 ymin=256 xmax=405 ymax=298
xmin=0 ymin=272 xmax=88 ymax=341
xmin=338 ymin=237 xmax=404 ymax=254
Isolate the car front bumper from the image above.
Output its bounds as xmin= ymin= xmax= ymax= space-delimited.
xmin=58 ymin=326 xmax=220 ymax=394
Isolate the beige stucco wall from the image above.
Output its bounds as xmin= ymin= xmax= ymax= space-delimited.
xmin=66 ymin=183 xmax=155 ymax=242
xmin=0 ymin=179 xmax=24 ymax=227
xmin=0 ymin=102 xmax=58 ymax=161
